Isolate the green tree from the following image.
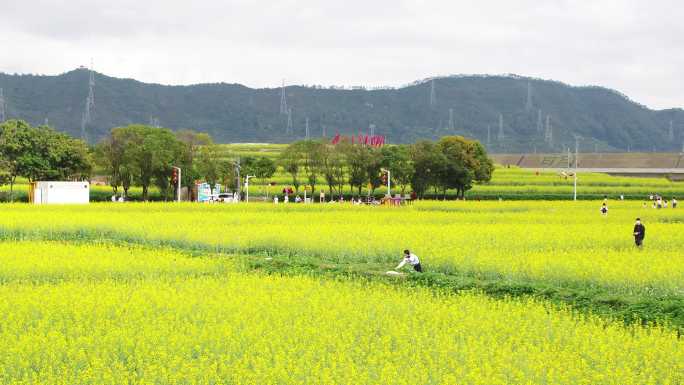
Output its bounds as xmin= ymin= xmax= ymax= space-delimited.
xmin=279 ymin=144 xmax=302 ymax=193
xmin=437 ymin=136 xmax=494 ymax=198
xmin=299 ymin=140 xmax=325 ymax=196
xmin=253 ymin=156 xmax=277 ymax=196
xmin=196 ymin=144 xmax=224 ymax=194
xmin=176 ymin=130 xmax=213 ymax=193
xmin=320 ymin=143 xmax=345 ymax=199
xmin=410 ymin=140 xmax=446 ymax=198
xmin=380 ymin=145 xmax=414 ymax=194
xmin=365 ymin=147 xmax=384 ymax=196
xmin=1 ymin=120 xmax=92 ymax=201
xmin=0 ymin=120 xmax=36 ymax=200
xmin=342 ymin=143 xmax=369 ymax=196
xmin=100 ymin=125 xmax=185 ymax=201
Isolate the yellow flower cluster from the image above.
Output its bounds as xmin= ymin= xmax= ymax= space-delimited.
xmin=0 ymin=242 xmax=681 ymax=384
xmin=0 ymin=200 xmax=682 ymax=292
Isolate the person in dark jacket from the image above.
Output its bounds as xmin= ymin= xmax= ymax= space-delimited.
xmin=633 ymin=218 xmax=646 ymax=247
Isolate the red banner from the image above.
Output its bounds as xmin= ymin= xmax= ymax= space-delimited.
xmin=331 ymin=133 xmax=384 ymax=147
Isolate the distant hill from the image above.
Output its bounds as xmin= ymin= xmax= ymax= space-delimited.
xmin=1 ymin=69 xmax=683 ymax=152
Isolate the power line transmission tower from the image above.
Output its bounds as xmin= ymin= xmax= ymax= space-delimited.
xmin=668 ymin=120 xmax=674 ymax=142
xmin=149 ymin=117 xmax=160 ymax=128
xmin=486 ymin=125 xmax=491 ymax=147
xmin=80 ymin=62 xmax=95 ymax=142
xmin=429 ymin=79 xmax=436 ymax=108
xmin=279 ymin=80 xmax=288 ymax=115
xmin=536 ymin=109 xmax=543 ymax=133
xmin=544 ymin=115 xmax=553 ymax=146
xmin=369 ymin=123 xmax=376 ymax=137
xmin=0 ymin=88 xmax=6 ymax=122
xmin=497 ymin=113 xmax=504 ymax=141
xmin=448 ymin=108 xmax=454 ymax=130
xmin=305 ymin=117 xmax=310 ymax=140
xmin=525 ymin=81 xmax=532 ymax=111
xmin=286 ymin=108 xmax=293 ymax=134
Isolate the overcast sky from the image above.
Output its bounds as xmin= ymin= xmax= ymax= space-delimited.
xmin=1 ymin=0 xmax=682 ymax=109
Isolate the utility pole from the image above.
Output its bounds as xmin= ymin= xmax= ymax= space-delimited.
xmin=448 ymin=108 xmax=454 ymax=130
xmin=305 ymin=117 xmax=310 ymax=140
xmin=525 ymin=81 xmax=532 ymax=111
xmin=536 ymin=109 xmax=543 ymax=133
xmin=0 ymin=88 xmax=6 ymax=122
xmin=574 ymin=136 xmax=581 ymax=201
xmin=234 ymin=157 xmax=241 ymax=198
xmin=486 ymin=125 xmax=491 ymax=147
xmin=544 ymin=115 xmax=553 ymax=146
xmin=429 ymin=79 xmax=436 ymax=108
xmin=286 ymin=108 xmax=293 ymax=134
xmin=497 ymin=113 xmax=504 ymax=141
xmin=81 ymin=61 xmax=95 ymax=142
xmin=668 ymin=120 xmax=674 ymax=142
xmin=279 ymin=79 xmax=288 ymax=115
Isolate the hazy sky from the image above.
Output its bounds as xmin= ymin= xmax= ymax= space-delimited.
xmin=1 ymin=0 xmax=682 ymax=109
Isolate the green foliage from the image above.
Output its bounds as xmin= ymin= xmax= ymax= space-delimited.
xmin=0 ymin=119 xmax=92 ymax=201
xmin=97 ymin=125 xmax=186 ymax=200
xmin=253 ymin=157 xmax=276 ymax=180
xmin=278 ymin=144 xmax=302 ymax=192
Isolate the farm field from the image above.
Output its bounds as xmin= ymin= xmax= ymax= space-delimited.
xmin=0 ymin=200 xmax=683 ymax=383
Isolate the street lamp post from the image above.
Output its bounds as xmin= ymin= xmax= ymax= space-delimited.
xmin=574 ymin=136 xmax=580 ymax=201
xmin=234 ymin=157 xmax=241 ymax=197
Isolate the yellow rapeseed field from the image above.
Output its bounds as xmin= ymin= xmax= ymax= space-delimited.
xmin=0 ymin=242 xmax=682 ymax=385
xmin=1 ymin=200 xmax=682 ymax=292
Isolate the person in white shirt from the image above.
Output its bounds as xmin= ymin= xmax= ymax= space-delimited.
xmin=396 ymin=249 xmax=422 ymax=272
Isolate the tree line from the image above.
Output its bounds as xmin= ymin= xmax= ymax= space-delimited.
xmin=1 ymin=119 xmax=493 ymax=201
xmin=278 ymin=136 xmax=493 ymax=199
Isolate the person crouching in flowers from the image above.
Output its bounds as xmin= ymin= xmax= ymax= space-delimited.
xmin=396 ymin=249 xmax=422 ymax=273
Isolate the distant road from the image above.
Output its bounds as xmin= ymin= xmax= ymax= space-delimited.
xmin=492 ymin=153 xmax=684 ymax=179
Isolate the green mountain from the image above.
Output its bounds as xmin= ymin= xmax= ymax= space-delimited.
xmin=1 ymin=68 xmax=682 ymax=152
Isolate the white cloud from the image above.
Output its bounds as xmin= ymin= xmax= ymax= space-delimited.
xmin=1 ymin=0 xmax=682 ymax=109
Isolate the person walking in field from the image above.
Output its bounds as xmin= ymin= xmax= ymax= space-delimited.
xmin=320 ymin=190 xmax=325 ymax=203
xmin=395 ymin=249 xmax=422 ymax=273
xmin=672 ymin=197 xmax=678 ymax=208
xmin=600 ymin=202 xmax=608 ymax=216
xmin=633 ymin=218 xmax=646 ymax=248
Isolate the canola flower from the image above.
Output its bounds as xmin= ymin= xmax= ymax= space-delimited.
xmin=0 ymin=200 xmax=683 ymax=293
xmin=0 ymin=242 xmax=681 ymax=385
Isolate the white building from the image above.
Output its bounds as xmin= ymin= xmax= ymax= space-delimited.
xmin=30 ymin=181 xmax=90 ymax=204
